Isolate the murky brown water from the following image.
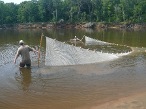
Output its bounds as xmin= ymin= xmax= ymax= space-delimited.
xmin=0 ymin=28 xmax=146 ymax=109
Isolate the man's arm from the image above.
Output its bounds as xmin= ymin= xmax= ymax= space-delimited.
xmin=14 ymin=55 xmax=18 ymax=64
xmin=33 ymin=49 xmax=39 ymax=54
xmin=14 ymin=49 xmax=20 ymax=64
xmin=28 ymin=46 xmax=39 ymax=54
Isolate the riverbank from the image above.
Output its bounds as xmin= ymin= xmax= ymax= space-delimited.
xmin=75 ymin=90 xmax=146 ymax=109
xmin=1 ymin=22 xmax=146 ymax=30
xmin=91 ymin=91 xmax=146 ymax=109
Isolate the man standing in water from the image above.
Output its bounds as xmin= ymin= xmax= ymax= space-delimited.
xmin=14 ymin=40 xmax=39 ymax=68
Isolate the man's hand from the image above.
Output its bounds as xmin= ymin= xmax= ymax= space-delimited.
xmin=14 ymin=60 xmax=16 ymax=64
xmin=33 ymin=49 xmax=39 ymax=54
xmin=14 ymin=55 xmax=18 ymax=64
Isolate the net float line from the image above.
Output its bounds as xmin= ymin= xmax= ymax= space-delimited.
xmin=85 ymin=36 xmax=134 ymax=55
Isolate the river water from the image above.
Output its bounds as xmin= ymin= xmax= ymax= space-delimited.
xmin=0 ymin=28 xmax=146 ymax=109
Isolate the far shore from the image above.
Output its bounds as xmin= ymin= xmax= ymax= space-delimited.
xmin=1 ymin=22 xmax=146 ymax=31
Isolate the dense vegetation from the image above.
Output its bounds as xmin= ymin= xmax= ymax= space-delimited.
xmin=0 ymin=0 xmax=146 ymax=25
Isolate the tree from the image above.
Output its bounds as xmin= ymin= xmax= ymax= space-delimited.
xmin=17 ymin=1 xmax=40 ymax=23
xmin=1 ymin=0 xmax=146 ymax=24
xmin=37 ymin=0 xmax=54 ymax=22
xmin=52 ymin=0 xmax=61 ymax=22
xmin=0 ymin=1 xmax=5 ymax=25
xmin=4 ymin=3 xmax=18 ymax=24
xmin=92 ymin=0 xmax=102 ymax=22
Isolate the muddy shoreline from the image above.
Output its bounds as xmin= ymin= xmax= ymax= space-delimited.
xmin=1 ymin=22 xmax=146 ymax=30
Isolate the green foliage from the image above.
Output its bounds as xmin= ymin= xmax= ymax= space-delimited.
xmin=1 ymin=0 xmax=146 ymax=24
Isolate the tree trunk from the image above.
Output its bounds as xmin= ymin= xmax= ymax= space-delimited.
xmin=77 ymin=3 xmax=81 ymax=20
xmin=70 ymin=7 xmax=73 ymax=22
xmin=56 ymin=9 xmax=57 ymax=22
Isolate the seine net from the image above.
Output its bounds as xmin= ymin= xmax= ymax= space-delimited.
xmin=85 ymin=36 xmax=111 ymax=46
xmin=45 ymin=37 xmax=130 ymax=66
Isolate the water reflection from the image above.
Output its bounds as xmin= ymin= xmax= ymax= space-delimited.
xmin=15 ymin=68 xmax=32 ymax=91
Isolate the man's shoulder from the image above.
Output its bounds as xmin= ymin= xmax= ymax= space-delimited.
xmin=24 ymin=45 xmax=31 ymax=49
xmin=18 ymin=45 xmax=29 ymax=50
xmin=18 ymin=45 xmax=23 ymax=50
xmin=25 ymin=45 xmax=33 ymax=51
xmin=25 ymin=45 xmax=29 ymax=47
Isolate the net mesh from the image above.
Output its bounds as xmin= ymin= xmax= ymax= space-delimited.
xmin=85 ymin=36 xmax=134 ymax=54
xmin=85 ymin=36 xmax=111 ymax=46
xmin=45 ymin=37 xmax=131 ymax=66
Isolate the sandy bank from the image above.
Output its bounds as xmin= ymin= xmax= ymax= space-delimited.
xmin=88 ymin=91 xmax=146 ymax=109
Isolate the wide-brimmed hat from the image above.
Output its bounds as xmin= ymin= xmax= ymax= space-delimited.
xmin=19 ymin=40 xmax=24 ymax=44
